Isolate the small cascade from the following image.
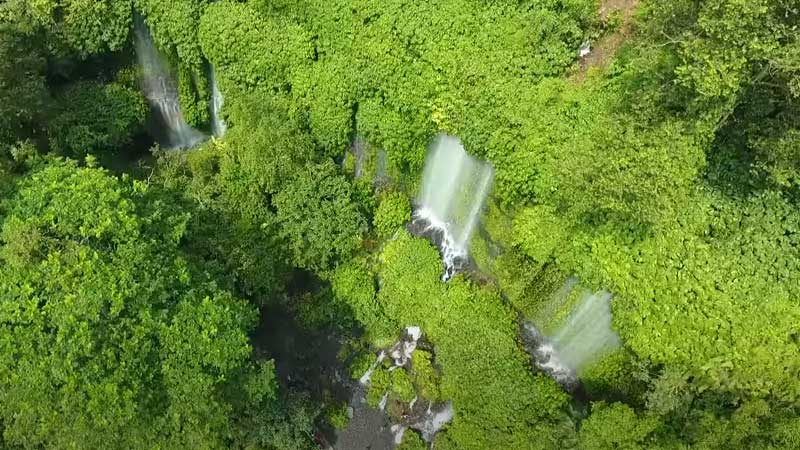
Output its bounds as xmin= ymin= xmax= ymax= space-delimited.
xmin=388 ymin=399 xmax=453 ymax=445
xmin=411 ymin=134 xmax=494 ymax=279
xmin=409 ymin=401 xmax=454 ymax=443
xmin=387 ymin=326 xmax=421 ymax=368
xmin=134 ymin=18 xmax=205 ymax=149
xmin=359 ymin=327 xmax=422 ymax=387
xmin=347 ymin=327 xmax=453 ymax=448
xmin=209 ymin=66 xmax=227 ymax=137
xmin=521 ymin=323 xmax=579 ymax=389
xmin=522 ymin=289 xmax=621 ymax=388
xmin=359 ymin=351 xmax=386 ymax=385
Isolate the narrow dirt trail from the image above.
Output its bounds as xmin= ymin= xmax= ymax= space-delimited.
xmin=572 ymin=0 xmax=640 ymax=82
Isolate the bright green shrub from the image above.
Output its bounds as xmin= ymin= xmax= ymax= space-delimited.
xmin=512 ymin=205 xmax=568 ymax=263
xmin=366 ymin=366 xmax=391 ymax=408
xmin=330 ymin=261 xmax=395 ymax=342
xmin=324 ymin=403 xmax=350 ymax=430
xmin=411 ymin=350 xmax=440 ymax=401
xmin=577 ymin=402 xmax=659 ymax=450
xmin=199 ymin=2 xmax=313 ymax=89
xmin=273 ymin=161 xmax=367 ymax=272
xmin=374 ymin=191 xmax=411 ymax=238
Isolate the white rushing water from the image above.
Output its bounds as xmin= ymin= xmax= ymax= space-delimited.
xmin=412 ymin=401 xmax=454 ymax=443
xmin=525 ymin=289 xmax=621 ymax=385
xmin=414 ymin=134 xmax=493 ymax=279
xmin=358 ymin=326 xmax=422 ymax=385
xmin=134 ymin=19 xmax=205 ymax=149
xmin=209 ymin=66 xmax=227 ymax=137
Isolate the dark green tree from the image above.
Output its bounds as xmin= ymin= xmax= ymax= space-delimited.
xmin=0 ymin=0 xmax=132 ymax=56
xmin=0 ymin=25 xmax=48 ymax=145
xmin=47 ymin=80 xmax=147 ymax=157
xmin=274 ymin=161 xmax=367 ymax=272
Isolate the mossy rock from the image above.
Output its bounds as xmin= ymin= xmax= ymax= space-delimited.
xmin=366 ymin=366 xmax=391 ymax=407
xmin=386 ymin=396 xmax=406 ymax=421
xmin=347 ymin=352 xmax=375 ymax=381
xmin=390 ymin=368 xmax=416 ymax=403
xmin=397 ymin=430 xmax=427 ymax=450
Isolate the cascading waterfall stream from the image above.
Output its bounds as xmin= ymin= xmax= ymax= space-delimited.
xmin=412 ymin=134 xmax=494 ymax=279
xmin=134 ymin=18 xmax=205 ymax=149
xmin=522 ymin=287 xmax=621 ymax=387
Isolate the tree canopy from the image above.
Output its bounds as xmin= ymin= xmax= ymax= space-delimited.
xmin=0 ymin=161 xmax=280 ymax=449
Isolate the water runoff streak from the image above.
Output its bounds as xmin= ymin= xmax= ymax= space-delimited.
xmin=209 ymin=66 xmax=227 ymax=137
xmin=134 ymin=18 xmax=205 ymax=149
xmin=412 ymin=134 xmax=493 ymax=279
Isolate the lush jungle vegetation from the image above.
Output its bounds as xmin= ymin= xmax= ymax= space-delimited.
xmin=0 ymin=0 xmax=798 ymax=449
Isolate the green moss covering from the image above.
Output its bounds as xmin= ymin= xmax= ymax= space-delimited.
xmin=468 ymin=200 xmax=568 ymax=319
xmin=343 ymin=151 xmax=357 ymax=175
xmin=581 ymin=349 xmax=646 ymax=404
xmin=347 ymin=352 xmax=376 ymax=381
xmin=535 ymin=283 xmax=587 ymax=336
xmin=177 ymin=64 xmax=210 ymax=128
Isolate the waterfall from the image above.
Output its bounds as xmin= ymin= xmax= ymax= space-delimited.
xmin=412 ymin=134 xmax=494 ymax=279
xmin=134 ymin=18 xmax=205 ymax=149
xmin=523 ymin=289 xmax=621 ymax=387
xmin=209 ymin=66 xmax=227 ymax=137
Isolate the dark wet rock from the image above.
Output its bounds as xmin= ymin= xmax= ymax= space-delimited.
xmin=407 ymin=211 xmax=472 ymax=280
xmin=334 ymin=386 xmax=397 ymax=450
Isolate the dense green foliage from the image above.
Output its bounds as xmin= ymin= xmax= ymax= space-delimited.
xmin=373 ymin=191 xmax=411 ymax=238
xmin=372 ymin=232 xmax=571 ymax=449
xmin=47 ymin=81 xmax=147 ymax=157
xmin=0 ymin=161 xmax=281 ymax=449
xmin=1 ymin=0 xmax=132 ymax=55
xmin=1 ymin=0 xmax=799 ymax=448
xmin=274 ymin=161 xmax=367 ymax=272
